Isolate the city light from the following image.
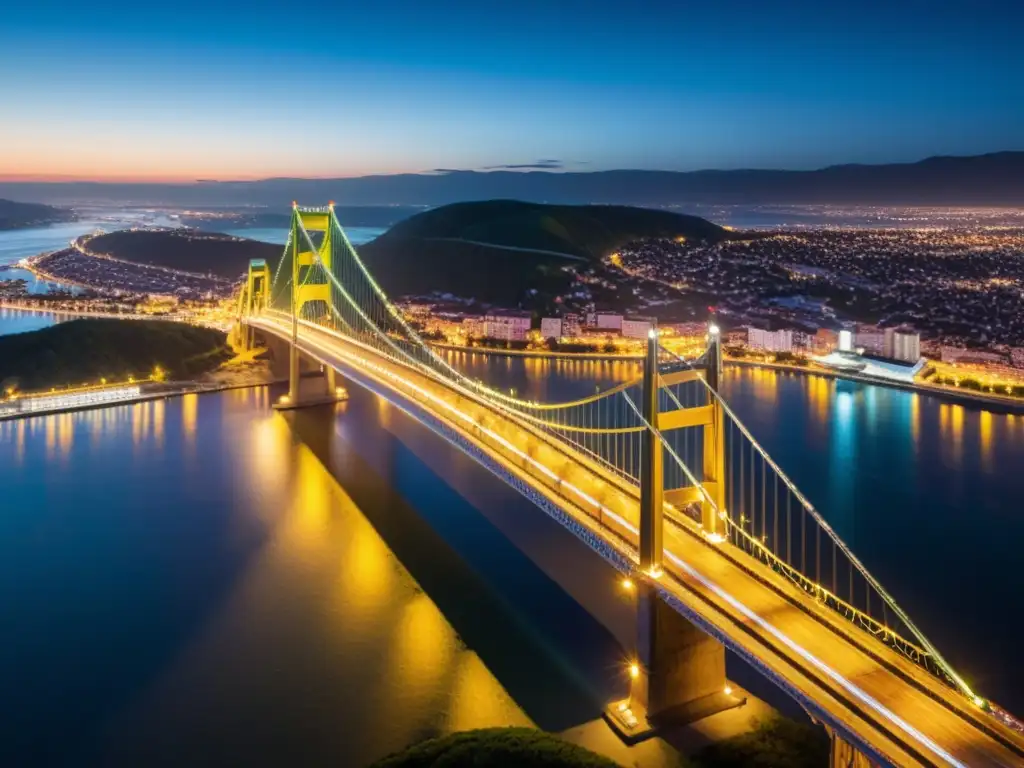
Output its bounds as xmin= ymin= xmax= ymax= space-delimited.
xmin=629 ymin=663 xmax=640 ymax=679
xmin=621 ymin=577 xmax=634 ymax=591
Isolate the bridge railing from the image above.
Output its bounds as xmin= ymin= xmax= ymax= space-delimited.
xmin=252 ymin=203 xmax=981 ymax=708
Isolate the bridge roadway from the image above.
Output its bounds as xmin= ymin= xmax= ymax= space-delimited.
xmin=248 ymin=313 xmax=1024 ymax=768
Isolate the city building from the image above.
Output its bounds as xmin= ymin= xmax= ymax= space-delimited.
xmin=563 ymin=313 xmax=583 ymax=337
xmin=484 ymin=309 xmax=532 ymax=341
xmin=621 ymin=316 xmax=655 ymax=339
xmin=462 ymin=315 xmax=486 ymax=337
xmin=1012 ymin=348 xmax=1024 ymax=369
xmin=855 ymin=324 xmax=891 ymax=356
xmin=941 ymin=346 xmax=1004 ymax=365
xmin=892 ymin=330 xmax=921 ymax=363
xmin=540 ymin=317 xmax=562 ymax=340
xmin=747 ymin=327 xmax=793 ymax=353
xmin=814 ymin=328 xmax=839 ymax=353
xmin=596 ymin=312 xmax=623 ymax=331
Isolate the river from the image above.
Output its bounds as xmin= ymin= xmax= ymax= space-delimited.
xmin=2 ymin=353 xmax=1023 ymax=766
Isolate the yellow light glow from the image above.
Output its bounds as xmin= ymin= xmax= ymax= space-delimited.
xmin=629 ymin=663 xmax=640 ymax=679
xmin=621 ymin=577 xmax=634 ymax=591
xmin=724 ymin=685 xmax=733 ymax=696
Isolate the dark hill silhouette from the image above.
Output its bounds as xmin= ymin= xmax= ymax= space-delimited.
xmin=358 ymin=200 xmax=726 ymax=303
xmin=2 ymin=152 xmax=1022 ymax=207
xmin=0 ymin=198 xmax=74 ymax=230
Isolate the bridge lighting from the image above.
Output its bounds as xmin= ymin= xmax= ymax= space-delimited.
xmin=647 ymin=328 xmax=656 ymax=339
xmin=709 ymin=323 xmax=721 ymax=336
xmin=724 ymin=685 xmax=733 ymax=696
xmin=629 ymin=663 xmax=640 ymax=679
xmin=705 ymin=532 xmax=726 ymax=545
xmin=974 ymin=695 xmax=986 ymax=708
xmin=621 ymin=577 xmax=634 ymax=591
xmin=647 ymin=565 xmax=663 ymax=579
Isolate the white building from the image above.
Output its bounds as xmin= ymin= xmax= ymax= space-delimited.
xmin=562 ymin=313 xmax=582 ymax=337
xmin=484 ymin=310 xmax=531 ymax=341
xmin=462 ymin=315 xmax=486 ymax=337
xmin=855 ymin=324 xmax=890 ymax=356
xmin=596 ymin=313 xmax=623 ymax=331
xmin=1011 ymin=348 xmax=1024 ymax=369
xmin=621 ymin=316 xmax=655 ymax=339
xmin=540 ymin=317 xmax=563 ymax=340
xmin=747 ymin=327 xmax=793 ymax=353
xmin=892 ymin=330 xmax=921 ymax=363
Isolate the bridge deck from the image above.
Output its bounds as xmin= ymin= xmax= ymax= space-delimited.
xmin=250 ymin=315 xmax=1024 ymax=768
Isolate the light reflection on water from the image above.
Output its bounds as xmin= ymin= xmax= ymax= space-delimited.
xmin=0 ymin=392 xmax=546 ymax=766
xmin=1 ymin=358 xmax=1023 ymax=766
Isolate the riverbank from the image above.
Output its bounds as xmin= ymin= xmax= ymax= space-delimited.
xmin=727 ymin=357 xmax=1024 ymax=414
xmin=430 ymin=341 xmax=645 ymax=362
xmin=431 ymin=341 xmax=1024 ymax=413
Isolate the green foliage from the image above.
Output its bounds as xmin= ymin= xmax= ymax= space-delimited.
xmin=370 ymin=728 xmax=617 ymax=768
xmin=86 ymin=229 xmax=280 ymax=278
xmin=0 ymin=319 xmax=231 ymax=392
xmin=691 ymin=715 xmax=830 ymax=768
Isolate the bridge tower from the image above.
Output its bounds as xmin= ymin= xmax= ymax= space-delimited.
xmin=238 ymin=258 xmax=271 ymax=351
xmin=610 ymin=321 xmax=741 ymax=740
xmin=274 ymin=203 xmax=347 ymax=410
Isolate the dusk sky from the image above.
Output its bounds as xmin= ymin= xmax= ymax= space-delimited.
xmin=2 ymin=0 xmax=1022 ymax=181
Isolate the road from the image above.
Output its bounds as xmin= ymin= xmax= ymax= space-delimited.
xmin=249 ymin=312 xmax=1024 ymax=767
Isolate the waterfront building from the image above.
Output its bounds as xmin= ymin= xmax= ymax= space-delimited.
xmin=540 ymin=317 xmax=562 ymax=340
xmin=621 ymin=316 xmax=655 ymax=339
xmin=855 ymin=324 xmax=891 ymax=356
xmin=484 ymin=309 xmax=531 ymax=341
xmin=892 ymin=330 xmax=921 ymax=363
xmin=747 ymin=327 xmax=793 ymax=352
xmin=596 ymin=312 xmax=623 ymax=331
xmin=814 ymin=328 xmax=839 ymax=353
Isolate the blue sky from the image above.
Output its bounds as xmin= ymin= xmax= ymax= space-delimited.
xmin=2 ymin=0 xmax=1021 ymax=180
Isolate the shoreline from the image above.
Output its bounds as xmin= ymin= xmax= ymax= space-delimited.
xmin=431 ymin=341 xmax=1024 ymax=413
xmin=726 ymin=358 xmax=1024 ymax=413
xmin=0 ymin=376 xmax=283 ymax=423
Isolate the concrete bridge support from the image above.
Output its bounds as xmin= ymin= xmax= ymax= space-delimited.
xmin=823 ymin=726 xmax=878 ymax=768
xmin=276 ymin=341 xmax=347 ymax=410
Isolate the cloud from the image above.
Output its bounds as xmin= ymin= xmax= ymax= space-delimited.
xmin=482 ymin=159 xmax=564 ymax=170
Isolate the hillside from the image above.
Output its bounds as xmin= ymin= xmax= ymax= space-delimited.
xmin=379 ymin=199 xmax=727 ymax=258
xmin=0 ymin=319 xmax=231 ymax=392
xmin=359 ymin=200 xmax=726 ymax=303
xmin=85 ymin=228 xmax=281 ymax=278
xmin=0 ymin=198 xmax=75 ymax=230
xmin=3 ymin=151 xmax=1022 ymax=207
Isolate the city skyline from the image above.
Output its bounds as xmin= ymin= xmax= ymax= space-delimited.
xmin=3 ymin=0 xmax=1023 ymax=182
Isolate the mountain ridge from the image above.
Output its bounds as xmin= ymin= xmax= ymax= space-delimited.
xmin=2 ymin=151 xmax=1022 ymax=207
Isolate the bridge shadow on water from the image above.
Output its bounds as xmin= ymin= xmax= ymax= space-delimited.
xmin=285 ymin=395 xmax=630 ymax=735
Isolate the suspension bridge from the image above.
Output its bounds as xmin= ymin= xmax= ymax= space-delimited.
xmin=238 ymin=204 xmax=1024 ymax=768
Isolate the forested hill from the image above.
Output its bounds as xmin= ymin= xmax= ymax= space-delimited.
xmin=376 ymin=200 xmax=727 ymax=260
xmin=357 ymin=199 xmax=726 ymax=303
xmin=0 ymin=198 xmax=75 ymax=230
xmin=0 ymin=319 xmax=230 ymax=392
xmin=85 ymin=229 xmax=281 ymax=278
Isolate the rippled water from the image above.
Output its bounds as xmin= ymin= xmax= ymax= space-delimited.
xmin=2 ymin=354 xmax=1022 ymax=766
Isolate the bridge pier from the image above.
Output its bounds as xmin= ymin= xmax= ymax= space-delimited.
xmin=606 ymin=579 xmax=745 ymax=742
xmin=274 ymin=342 xmax=347 ymax=410
xmin=822 ymin=725 xmax=878 ymax=768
